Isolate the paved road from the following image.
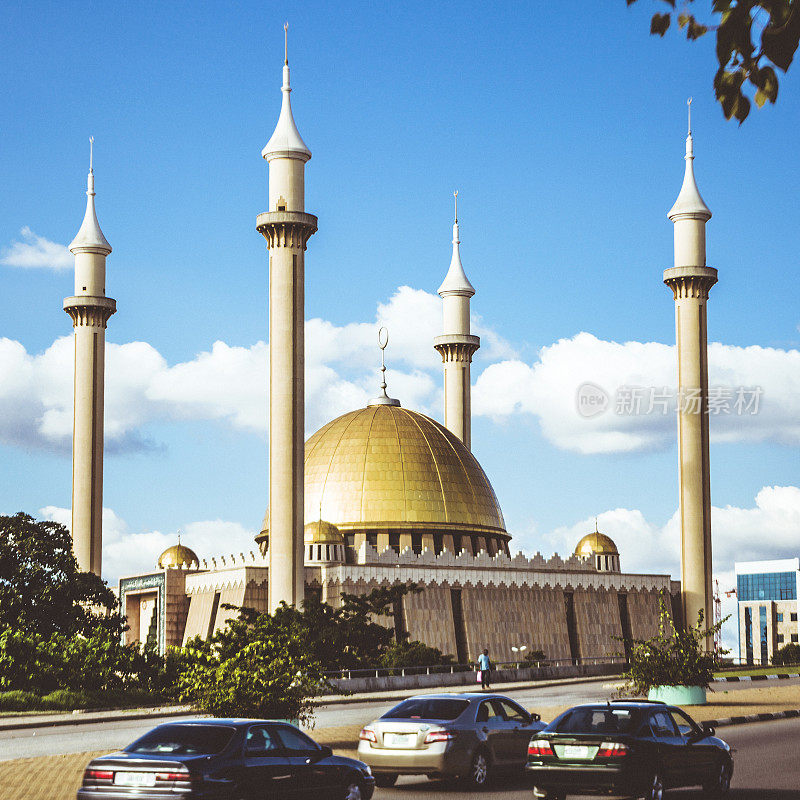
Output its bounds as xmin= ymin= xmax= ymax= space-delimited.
xmin=1 ymin=677 xmax=796 ymax=762
xmin=376 ymin=717 xmax=800 ymax=799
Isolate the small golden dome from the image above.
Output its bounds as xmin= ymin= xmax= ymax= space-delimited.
xmin=575 ymin=531 xmax=619 ymax=558
xmin=304 ymin=520 xmax=344 ymax=545
xmin=157 ymin=543 xmax=199 ymax=569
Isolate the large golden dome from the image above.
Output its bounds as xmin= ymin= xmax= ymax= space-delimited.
xmin=259 ymin=405 xmax=506 ymax=546
xmin=575 ymin=532 xmax=619 ymax=557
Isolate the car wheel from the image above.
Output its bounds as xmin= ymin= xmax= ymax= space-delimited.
xmin=344 ymin=780 xmax=363 ymax=800
xmin=373 ymin=773 xmax=398 ymax=787
xmin=462 ymin=748 xmax=491 ymax=789
xmin=703 ymin=759 xmax=732 ymax=797
xmin=533 ymin=789 xmax=564 ymax=800
xmin=640 ymin=770 xmax=664 ymax=800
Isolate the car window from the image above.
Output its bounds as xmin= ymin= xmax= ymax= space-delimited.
xmin=554 ymin=707 xmax=637 ymax=734
xmin=477 ymin=701 xmax=504 ymax=723
xmin=274 ymin=726 xmax=320 ymax=754
xmin=650 ymin=711 xmax=678 ymax=738
xmin=245 ymin=725 xmax=280 ymax=754
xmin=669 ymin=709 xmax=700 ymax=738
xmin=126 ymin=724 xmax=235 ymax=755
xmin=381 ymin=698 xmax=469 ymax=721
xmin=497 ymin=700 xmax=529 ymax=723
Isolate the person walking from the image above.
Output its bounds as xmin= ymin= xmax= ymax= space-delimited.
xmin=477 ymin=648 xmax=492 ymax=690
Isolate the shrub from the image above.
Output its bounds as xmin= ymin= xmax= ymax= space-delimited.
xmin=379 ymin=640 xmax=454 ymax=669
xmin=0 ymin=690 xmax=42 ymax=711
xmin=620 ymin=592 xmax=727 ymax=694
xmin=772 ymin=642 xmax=800 ymax=666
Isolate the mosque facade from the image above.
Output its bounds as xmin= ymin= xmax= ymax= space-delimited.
xmin=114 ymin=36 xmax=697 ymax=665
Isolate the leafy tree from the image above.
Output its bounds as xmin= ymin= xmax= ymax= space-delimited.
xmin=177 ymin=609 xmax=329 ymax=724
xmin=0 ymin=513 xmax=122 ymax=637
xmin=772 ymin=641 xmax=800 ymax=665
xmin=627 ymin=1 xmax=800 ymax=122
xmin=620 ymin=591 xmax=728 ymax=693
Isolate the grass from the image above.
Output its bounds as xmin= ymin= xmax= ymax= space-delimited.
xmin=715 ymin=665 xmax=800 ymax=678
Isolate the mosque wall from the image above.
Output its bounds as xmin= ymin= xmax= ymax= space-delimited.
xmin=402 ymin=583 xmax=457 ymax=656
xmin=572 ymin=587 xmax=625 ymax=661
xmin=627 ymin=588 xmax=668 ymax=641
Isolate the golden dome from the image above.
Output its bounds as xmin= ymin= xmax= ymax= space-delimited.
xmin=575 ymin=531 xmax=619 ymax=558
xmin=304 ymin=520 xmax=344 ymax=544
xmin=157 ymin=543 xmax=199 ymax=569
xmin=260 ymin=404 xmax=505 ymax=538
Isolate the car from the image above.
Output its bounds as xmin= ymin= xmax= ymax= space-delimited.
xmin=76 ymin=718 xmax=375 ymax=800
xmin=525 ymin=700 xmax=734 ymax=800
xmin=356 ymin=692 xmax=545 ymax=789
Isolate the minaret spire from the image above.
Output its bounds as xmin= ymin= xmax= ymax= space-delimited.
xmin=663 ymin=103 xmax=717 ymax=647
xmin=257 ymin=28 xmax=317 ymax=611
xmin=284 ymin=20 xmax=288 ymax=64
xmin=434 ymin=193 xmax=480 ymax=449
xmin=369 ymin=327 xmax=400 ymax=407
xmin=63 ymin=137 xmax=117 ymax=576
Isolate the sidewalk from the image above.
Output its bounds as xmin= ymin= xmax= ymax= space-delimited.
xmin=2 ymin=682 xmax=800 ymax=800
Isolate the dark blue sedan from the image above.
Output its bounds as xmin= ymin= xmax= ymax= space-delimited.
xmin=76 ymin=719 xmax=374 ymax=800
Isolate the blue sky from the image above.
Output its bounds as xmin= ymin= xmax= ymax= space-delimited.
xmin=1 ymin=2 xmax=798 ymax=649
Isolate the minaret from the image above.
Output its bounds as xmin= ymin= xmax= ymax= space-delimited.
xmin=434 ymin=192 xmax=480 ymax=448
xmin=256 ymin=24 xmax=317 ymax=611
xmin=664 ymin=100 xmax=717 ymax=643
xmin=63 ymin=138 xmax=116 ymax=576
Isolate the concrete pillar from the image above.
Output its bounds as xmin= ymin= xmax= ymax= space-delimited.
xmin=665 ymin=113 xmax=716 ymax=644
xmin=258 ymin=46 xmax=316 ymax=611
xmin=64 ymin=159 xmax=115 ymax=576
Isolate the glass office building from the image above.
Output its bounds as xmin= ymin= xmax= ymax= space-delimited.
xmin=735 ymin=559 xmax=800 ymax=665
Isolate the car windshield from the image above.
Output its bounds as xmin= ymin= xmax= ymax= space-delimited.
xmin=127 ymin=724 xmax=236 ymax=755
xmin=381 ymin=698 xmax=469 ymax=721
xmin=554 ymin=707 xmax=638 ymax=735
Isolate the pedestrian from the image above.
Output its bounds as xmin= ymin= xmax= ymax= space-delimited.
xmin=477 ymin=648 xmax=492 ymax=690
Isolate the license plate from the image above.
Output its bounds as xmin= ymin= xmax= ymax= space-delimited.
xmin=383 ymin=732 xmax=415 ymax=748
xmin=563 ymin=745 xmax=590 ymax=759
xmin=114 ymin=772 xmax=157 ymax=787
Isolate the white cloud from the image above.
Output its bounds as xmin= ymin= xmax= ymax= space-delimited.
xmin=0 ymin=286 xmax=514 ymax=453
xmin=473 ymin=332 xmax=800 ymax=454
xmin=520 ymin=485 xmax=800 ymax=656
xmin=0 ymin=227 xmax=72 ymax=270
xmin=40 ymin=505 xmax=258 ymax=585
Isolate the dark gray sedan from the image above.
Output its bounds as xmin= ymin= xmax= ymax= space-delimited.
xmin=77 ymin=719 xmax=374 ymax=800
xmin=357 ymin=692 xmax=545 ymax=789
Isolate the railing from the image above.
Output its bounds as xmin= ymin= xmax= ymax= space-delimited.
xmin=322 ymin=656 xmax=627 ymax=681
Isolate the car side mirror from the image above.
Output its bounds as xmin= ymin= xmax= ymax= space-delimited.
xmin=530 ymin=713 xmax=541 ymax=722
xmin=318 ymin=745 xmax=333 ymax=760
xmin=701 ymin=723 xmax=715 ymax=737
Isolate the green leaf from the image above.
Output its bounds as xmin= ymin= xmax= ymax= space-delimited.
xmin=751 ymin=64 xmax=779 ymax=105
xmin=651 ymin=12 xmax=671 ymax=36
xmin=762 ymin=4 xmax=800 ymax=72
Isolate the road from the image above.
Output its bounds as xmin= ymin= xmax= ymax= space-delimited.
xmin=377 ymin=717 xmax=800 ymax=799
xmin=0 ymin=677 xmax=793 ymax=762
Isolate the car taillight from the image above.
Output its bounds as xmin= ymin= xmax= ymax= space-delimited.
xmin=528 ymin=739 xmax=554 ymax=757
xmin=84 ymin=769 xmax=114 ymax=781
xmin=359 ymin=727 xmax=377 ymax=743
xmin=155 ymin=772 xmax=191 ymax=782
xmin=424 ymin=728 xmax=457 ymax=744
xmin=597 ymin=742 xmax=629 ymax=758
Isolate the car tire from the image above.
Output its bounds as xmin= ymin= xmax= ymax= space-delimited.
xmin=533 ymin=789 xmax=564 ymax=800
xmin=703 ymin=758 xmax=732 ymax=797
xmin=640 ymin=770 xmax=665 ymax=800
xmin=343 ymin=780 xmax=364 ymax=800
xmin=373 ymin=773 xmax=398 ymax=787
xmin=461 ymin=748 xmax=491 ymax=789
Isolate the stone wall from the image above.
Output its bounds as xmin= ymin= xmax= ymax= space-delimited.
xmin=573 ymin=587 xmax=624 ymax=661
xmin=403 ymin=583 xmax=457 ymax=656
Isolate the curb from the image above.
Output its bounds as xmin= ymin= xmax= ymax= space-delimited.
xmin=0 ymin=674 xmax=617 ymax=732
xmin=713 ymin=672 xmax=800 ymax=683
xmin=708 ymin=708 xmax=800 ymax=728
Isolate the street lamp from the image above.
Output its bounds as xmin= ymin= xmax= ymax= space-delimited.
xmin=511 ymin=645 xmax=527 ymax=664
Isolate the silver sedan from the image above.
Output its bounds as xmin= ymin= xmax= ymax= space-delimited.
xmin=356 ymin=692 xmax=545 ymax=790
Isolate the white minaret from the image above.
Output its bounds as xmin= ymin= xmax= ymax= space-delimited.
xmin=664 ymin=100 xmax=717 ymax=642
xmin=256 ymin=24 xmax=317 ymax=611
xmin=434 ymin=192 xmax=480 ymax=448
xmin=63 ymin=138 xmax=116 ymax=576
